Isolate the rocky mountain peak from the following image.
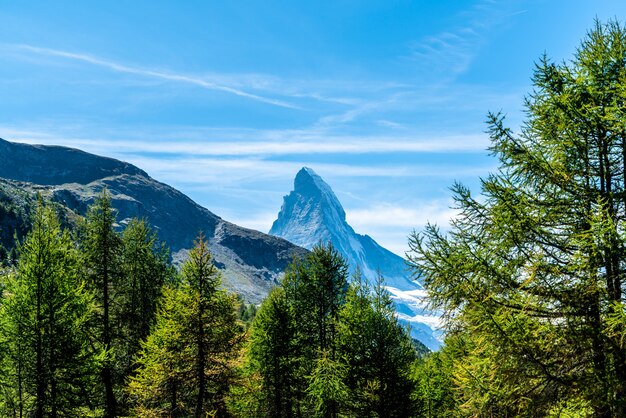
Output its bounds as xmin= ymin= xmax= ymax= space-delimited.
xmin=270 ymin=167 xmax=442 ymax=350
xmin=293 ymin=167 xmax=346 ymax=219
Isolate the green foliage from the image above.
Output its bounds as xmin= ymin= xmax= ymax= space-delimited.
xmin=281 ymin=243 xmax=349 ymax=416
xmin=307 ymin=352 xmax=349 ymax=418
xmin=412 ymin=349 xmax=455 ymax=418
xmin=245 ymin=247 xmax=418 ymax=418
xmin=0 ymin=199 xmax=101 ymax=417
xmin=337 ymin=273 xmax=417 ymax=417
xmin=128 ymin=235 xmax=244 ymax=417
xmin=283 ymin=243 xmax=349 ymax=358
xmin=246 ymin=286 xmax=299 ymax=417
xmin=81 ymin=189 xmax=123 ymax=417
xmin=237 ymin=298 xmax=258 ymax=327
xmin=408 ymin=19 xmax=626 ymax=417
xmin=118 ymin=218 xmax=172 ymax=381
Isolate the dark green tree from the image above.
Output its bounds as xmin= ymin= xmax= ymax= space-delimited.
xmin=283 ymin=243 xmax=348 ymax=357
xmin=409 ymin=20 xmax=626 ymax=417
xmin=0 ymin=200 xmax=99 ymax=417
xmin=282 ymin=243 xmax=349 ymax=417
xmin=337 ymin=273 xmax=417 ymax=417
xmin=81 ymin=190 xmax=122 ymax=417
xmin=118 ymin=218 xmax=171 ymax=380
xmin=246 ymin=287 xmax=299 ymax=417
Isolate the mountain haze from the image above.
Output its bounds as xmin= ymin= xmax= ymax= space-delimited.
xmin=270 ymin=167 xmax=441 ymax=350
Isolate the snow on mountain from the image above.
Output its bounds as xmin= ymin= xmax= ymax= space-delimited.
xmin=270 ymin=167 xmax=441 ymax=350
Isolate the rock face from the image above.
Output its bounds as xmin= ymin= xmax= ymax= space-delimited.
xmin=270 ymin=167 xmax=441 ymax=350
xmin=0 ymin=138 xmax=307 ymax=303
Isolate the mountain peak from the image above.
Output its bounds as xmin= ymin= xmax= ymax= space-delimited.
xmin=270 ymin=168 xmax=441 ymax=350
xmin=294 ymin=167 xmax=334 ymax=197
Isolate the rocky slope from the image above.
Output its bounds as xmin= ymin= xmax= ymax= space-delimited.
xmin=0 ymin=138 xmax=307 ymax=302
xmin=270 ymin=167 xmax=441 ymax=350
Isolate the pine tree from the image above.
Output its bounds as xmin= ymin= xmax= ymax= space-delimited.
xmin=409 ymin=20 xmax=626 ymax=417
xmin=118 ymin=218 xmax=171 ymax=380
xmin=0 ymin=199 xmax=99 ymax=417
xmin=81 ymin=190 xmax=122 ymax=417
xmin=337 ymin=273 xmax=417 ymax=417
xmin=247 ymin=287 xmax=299 ymax=417
xmin=128 ymin=235 xmax=243 ymax=417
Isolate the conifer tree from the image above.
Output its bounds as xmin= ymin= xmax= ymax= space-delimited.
xmin=409 ymin=20 xmax=626 ymax=417
xmin=306 ymin=351 xmax=349 ymax=418
xmin=337 ymin=273 xmax=417 ymax=417
xmin=0 ymin=199 xmax=99 ymax=417
xmin=81 ymin=190 xmax=122 ymax=417
xmin=247 ymin=287 xmax=299 ymax=417
xmin=128 ymin=235 xmax=243 ymax=417
xmin=118 ymin=218 xmax=171 ymax=379
xmin=282 ymin=243 xmax=349 ymax=417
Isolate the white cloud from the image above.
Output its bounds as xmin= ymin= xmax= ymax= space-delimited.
xmin=345 ymin=201 xmax=459 ymax=256
xmin=12 ymin=45 xmax=300 ymax=109
xmin=347 ymin=201 xmax=458 ymax=229
xmin=407 ymin=0 xmax=525 ymax=79
xmin=126 ymin=157 xmax=491 ymax=185
xmin=1 ymin=125 xmax=491 ymax=156
xmin=226 ymin=212 xmax=278 ymax=234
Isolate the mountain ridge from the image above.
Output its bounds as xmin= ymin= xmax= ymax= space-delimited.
xmin=0 ymin=138 xmax=307 ymax=303
xmin=270 ymin=167 xmax=441 ymax=350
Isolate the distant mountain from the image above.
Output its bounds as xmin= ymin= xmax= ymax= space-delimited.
xmin=0 ymin=138 xmax=307 ymax=303
xmin=270 ymin=167 xmax=441 ymax=350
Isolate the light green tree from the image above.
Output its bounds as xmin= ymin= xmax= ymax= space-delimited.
xmin=0 ymin=199 xmax=100 ymax=417
xmin=128 ymin=235 xmax=243 ymax=417
xmin=409 ymin=20 xmax=626 ymax=417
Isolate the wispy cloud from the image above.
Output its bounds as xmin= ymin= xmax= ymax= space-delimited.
xmin=407 ymin=0 xmax=526 ymax=79
xmin=11 ymin=44 xmax=300 ymax=109
xmin=347 ymin=201 xmax=458 ymax=230
xmin=1 ymin=125 xmax=491 ymax=156
xmin=127 ymin=157 xmax=492 ymax=184
xmin=345 ymin=201 xmax=460 ymax=256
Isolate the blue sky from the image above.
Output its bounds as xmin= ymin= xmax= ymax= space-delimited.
xmin=1 ymin=0 xmax=626 ymax=255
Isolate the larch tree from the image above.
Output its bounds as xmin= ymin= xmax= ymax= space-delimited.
xmin=118 ymin=218 xmax=171 ymax=380
xmin=282 ymin=243 xmax=349 ymax=418
xmin=128 ymin=234 xmax=243 ymax=418
xmin=81 ymin=190 xmax=122 ymax=417
xmin=409 ymin=20 xmax=626 ymax=417
xmin=0 ymin=199 xmax=99 ymax=417
xmin=246 ymin=286 xmax=299 ymax=418
xmin=337 ymin=273 xmax=417 ymax=418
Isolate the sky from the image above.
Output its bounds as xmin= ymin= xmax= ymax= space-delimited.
xmin=1 ymin=1 xmax=626 ymax=256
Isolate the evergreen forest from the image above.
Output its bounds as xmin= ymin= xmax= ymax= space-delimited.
xmin=1 ymin=20 xmax=626 ymax=418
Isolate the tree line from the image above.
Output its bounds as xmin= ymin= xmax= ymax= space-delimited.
xmin=0 ymin=192 xmax=425 ymax=417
